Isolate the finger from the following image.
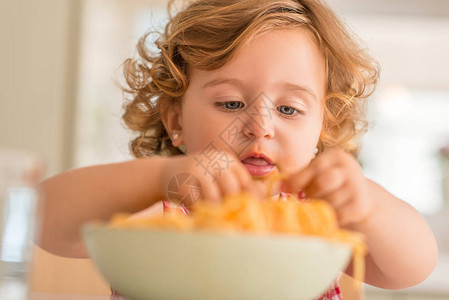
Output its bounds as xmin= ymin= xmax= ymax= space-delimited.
xmin=336 ymin=198 xmax=371 ymax=226
xmin=232 ymin=161 xmax=253 ymax=191
xmin=305 ymin=167 xmax=346 ymax=198
xmin=215 ymin=170 xmax=242 ymax=199
xmin=322 ymin=183 xmax=353 ymax=209
xmin=230 ymin=160 xmax=270 ymax=199
xmin=200 ymin=179 xmax=222 ymax=204
xmin=234 ymin=170 xmax=266 ymax=199
xmin=285 ymin=153 xmax=338 ymax=193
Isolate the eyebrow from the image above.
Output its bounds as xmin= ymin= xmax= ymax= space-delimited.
xmin=282 ymin=82 xmax=317 ymax=102
xmin=202 ymin=78 xmax=244 ymax=89
xmin=202 ymin=77 xmax=317 ymax=102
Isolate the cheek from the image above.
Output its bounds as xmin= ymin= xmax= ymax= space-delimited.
xmin=282 ymin=142 xmax=315 ymax=173
xmin=182 ymin=113 xmax=227 ymax=153
xmin=183 ymin=124 xmax=212 ymax=153
xmin=279 ymin=121 xmax=322 ymax=173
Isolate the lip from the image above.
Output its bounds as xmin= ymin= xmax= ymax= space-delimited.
xmin=240 ymin=152 xmax=274 ymax=165
xmin=240 ymin=152 xmax=276 ymax=177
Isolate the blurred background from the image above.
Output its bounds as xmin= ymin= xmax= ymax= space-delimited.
xmin=1 ymin=0 xmax=448 ymax=298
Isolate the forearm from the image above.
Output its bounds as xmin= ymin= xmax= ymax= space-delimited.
xmin=347 ymin=179 xmax=438 ymax=289
xmin=39 ymin=157 xmax=168 ymax=258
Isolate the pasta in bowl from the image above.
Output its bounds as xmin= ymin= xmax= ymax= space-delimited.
xmin=82 ymin=193 xmax=365 ymax=300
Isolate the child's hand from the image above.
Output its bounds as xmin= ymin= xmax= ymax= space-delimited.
xmin=283 ymin=148 xmax=372 ymax=226
xmin=160 ymin=151 xmax=266 ymax=206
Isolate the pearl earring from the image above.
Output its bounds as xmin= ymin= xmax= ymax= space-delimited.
xmin=314 ymin=147 xmax=319 ymax=154
xmin=172 ymin=133 xmax=179 ymax=140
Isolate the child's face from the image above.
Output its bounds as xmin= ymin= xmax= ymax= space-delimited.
xmin=176 ymin=28 xmax=326 ymax=177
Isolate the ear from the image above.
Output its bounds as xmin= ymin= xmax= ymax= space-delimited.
xmin=160 ymin=100 xmax=184 ymax=147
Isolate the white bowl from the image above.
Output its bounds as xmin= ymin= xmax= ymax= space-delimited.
xmin=82 ymin=224 xmax=351 ymax=300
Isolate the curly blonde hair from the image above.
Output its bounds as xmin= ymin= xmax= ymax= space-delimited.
xmin=121 ymin=0 xmax=379 ymax=158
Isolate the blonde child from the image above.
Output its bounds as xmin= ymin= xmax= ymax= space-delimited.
xmin=40 ymin=0 xmax=438 ymax=298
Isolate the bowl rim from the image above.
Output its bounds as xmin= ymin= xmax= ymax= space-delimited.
xmin=82 ymin=221 xmax=354 ymax=250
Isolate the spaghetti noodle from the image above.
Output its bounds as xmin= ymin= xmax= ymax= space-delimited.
xmin=109 ymin=192 xmax=366 ymax=285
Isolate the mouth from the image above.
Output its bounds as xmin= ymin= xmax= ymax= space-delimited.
xmin=240 ymin=153 xmax=276 ymax=177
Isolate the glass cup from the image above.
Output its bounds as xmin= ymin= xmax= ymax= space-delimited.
xmin=0 ymin=148 xmax=43 ymax=300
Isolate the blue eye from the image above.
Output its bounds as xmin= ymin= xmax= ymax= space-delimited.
xmin=224 ymin=101 xmax=243 ymax=110
xmin=278 ymin=105 xmax=298 ymax=115
xmin=215 ymin=101 xmax=244 ymax=111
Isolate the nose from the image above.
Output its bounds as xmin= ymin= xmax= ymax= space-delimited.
xmin=242 ymin=104 xmax=275 ymax=139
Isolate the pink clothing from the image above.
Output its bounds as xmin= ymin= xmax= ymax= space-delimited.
xmin=318 ymin=276 xmax=343 ymax=300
